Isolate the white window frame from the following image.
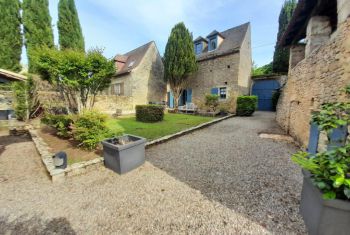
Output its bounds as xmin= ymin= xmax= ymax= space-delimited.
xmin=218 ymin=87 xmax=227 ymax=100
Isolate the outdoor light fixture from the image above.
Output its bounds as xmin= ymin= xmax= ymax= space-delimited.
xmin=53 ymin=151 xmax=67 ymax=169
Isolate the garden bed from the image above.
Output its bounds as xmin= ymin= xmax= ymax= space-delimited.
xmin=37 ymin=126 xmax=101 ymax=165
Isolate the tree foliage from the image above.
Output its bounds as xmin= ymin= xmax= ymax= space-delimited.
xmin=0 ymin=0 xmax=22 ymax=72
xmin=22 ymin=0 xmax=54 ymax=72
xmin=58 ymin=0 xmax=85 ymax=51
xmin=252 ymin=62 xmax=273 ymax=76
xmin=272 ymin=0 xmax=297 ymax=73
xmin=33 ymin=47 xmax=115 ymax=113
xmin=164 ymin=22 xmax=197 ymax=109
xmin=11 ymin=75 xmax=39 ymax=121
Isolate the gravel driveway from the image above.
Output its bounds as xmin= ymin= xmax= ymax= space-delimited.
xmin=0 ymin=112 xmax=306 ymax=234
xmin=147 ymin=112 xmax=306 ymax=234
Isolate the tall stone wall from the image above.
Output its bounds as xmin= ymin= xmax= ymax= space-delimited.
xmin=238 ymin=24 xmax=252 ymax=89
xmin=276 ymin=19 xmax=350 ymax=147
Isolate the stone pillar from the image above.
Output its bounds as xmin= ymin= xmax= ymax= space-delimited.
xmin=338 ymin=0 xmax=350 ymax=25
xmin=305 ymin=16 xmax=332 ymax=56
xmin=289 ymin=44 xmax=305 ymax=71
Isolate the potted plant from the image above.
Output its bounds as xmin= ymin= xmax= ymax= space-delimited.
xmin=101 ymin=135 xmax=146 ymax=174
xmin=292 ymin=89 xmax=350 ymax=235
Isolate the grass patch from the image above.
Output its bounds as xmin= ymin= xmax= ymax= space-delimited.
xmin=106 ymin=113 xmax=215 ymax=141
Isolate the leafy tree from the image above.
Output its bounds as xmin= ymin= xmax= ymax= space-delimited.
xmin=58 ymin=0 xmax=85 ymax=51
xmin=0 ymin=0 xmax=22 ymax=72
xmin=33 ymin=47 xmax=115 ymax=113
xmin=252 ymin=62 xmax=273 ymax=76
xmin=272 ymin=0 xmax=297 ymax=73
xmin=22 ymin=0 xmax=54 ymax=72
xmin=164 ymin=22 xmax=197 ymax=109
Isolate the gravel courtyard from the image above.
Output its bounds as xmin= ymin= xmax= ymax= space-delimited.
xmin=0 ymin=112 xmax=306 ymax=234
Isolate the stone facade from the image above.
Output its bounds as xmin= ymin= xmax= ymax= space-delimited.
xmin=276 ymin=18 xmax=350 ymax=147
xmin=95 ymin=42 xmax=166 ymax=115
xmin=183 ymin=23 xmax=252 ymax=107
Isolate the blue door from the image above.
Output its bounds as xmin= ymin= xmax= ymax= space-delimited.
xmin=252 ymin=80 xmax=280 ymax=111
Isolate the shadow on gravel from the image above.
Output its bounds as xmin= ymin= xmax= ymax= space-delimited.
xmin=146 ymin=112 xmax=306 ymax=234
xmin=0 ymin=216 xmax=76 ymax=235
xmin=0 ymin=134 xmax=32 ymax=147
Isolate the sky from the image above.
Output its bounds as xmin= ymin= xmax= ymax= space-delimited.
xmin=35 ymin=0 xmax=284 ymax=67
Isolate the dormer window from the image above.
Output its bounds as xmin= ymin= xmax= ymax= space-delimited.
xmin=193 ymin=36 xmax=208 ymax=55
xmin=209 ymin=39 xmax=217 ymax=51
xmin=206 ymin=30 xmax=225 ymax=51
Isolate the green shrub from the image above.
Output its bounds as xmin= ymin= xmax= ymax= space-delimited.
xmin=292 ymin=145 xmax=350 ymax=200
xmin=236 ymin=96 xmax=258 ymax=116
xmin=205 ymin=94 xmax=219 ymax=112
xmin=272 ymin=90 xmax=281 ymax=111
xmin=42 ymin=114 xmax=74 ymax=138
xmin=71 ymin=111 xmax=112 ymax=150
xmin=136 ymin=105 xmax=164 ymax=123
xmin=12 ymin=82 xmax=28 ymax=121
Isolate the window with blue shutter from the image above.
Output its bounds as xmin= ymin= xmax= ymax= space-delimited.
xmin=186 ymin=89 xmax=192 ymax=103
xmin=211 ymin=88 xmax=218 ymax=95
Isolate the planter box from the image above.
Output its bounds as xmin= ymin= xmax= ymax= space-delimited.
xmin=300 ymin=174 xmax=350 ymax=235
xmin=101 ymin=135 xmax=146 ymax=174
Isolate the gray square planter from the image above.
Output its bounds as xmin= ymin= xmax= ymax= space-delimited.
xmin=300 ymin=173 xmax=350 ymax=235
xmin=101 ymin=135 xmax=146 ymax=174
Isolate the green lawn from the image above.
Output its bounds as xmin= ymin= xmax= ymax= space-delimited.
xmin=106 ymin=113 xmax=215 ymax=141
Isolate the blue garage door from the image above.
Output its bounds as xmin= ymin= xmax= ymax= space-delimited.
xmin=252 ymin=80 xmax=280 ymax=111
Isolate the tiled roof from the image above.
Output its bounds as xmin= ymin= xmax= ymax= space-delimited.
xmin=0 ymin=69 xmax=26 ymax=81
xmin=194 ymin=36 xmax=208 ymax=43
xmin=195 ymin=22 xmax=250 ymax=61
xmin=114 ymin=41 xmax=154 ymax=76
xmin=206 ymin=30 xmax=225 ymax=39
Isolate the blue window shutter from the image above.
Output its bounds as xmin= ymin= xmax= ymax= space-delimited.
xmin=168 ymin=92 xmax=174 ymax=108
xmin=327 ymin=125 xmax=348 ymax=150
xmin=186 ymin=89 xmax=192 ymax=103
xmin=211 ymin=88 xmax=218 ymax=95
xmin=308 ymin=122 xmax=320 ymax=154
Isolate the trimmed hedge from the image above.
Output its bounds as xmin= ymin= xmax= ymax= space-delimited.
xmin=236 ymin=96 xmax=258 ymax=116
xmin=136 ymin=105 xmax=164 ymax=123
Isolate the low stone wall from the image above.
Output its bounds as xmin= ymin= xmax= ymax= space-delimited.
xmin=276 ymin=19 xmax=350 ymax=147
xmin=0 ymin=91 xmax=13 ymax=111
xmin=93 ymin=95 xmax=134 ymax=115
xmin=29 ymin=129 xmax=104 ymax=183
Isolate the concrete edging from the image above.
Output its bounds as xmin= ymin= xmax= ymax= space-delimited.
xmin=145 ymin=114 xmax=235 ymax=148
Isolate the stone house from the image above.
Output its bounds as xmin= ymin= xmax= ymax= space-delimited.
xmin=95 ymin=41 xmax=166 ymax=115
xmin=276 ymin=0 xmax=350 ymax=147
xmin=167 ymin=22 xmax=252 ymax=109
xmin=0 ymin=69 xmax=26 ymax=120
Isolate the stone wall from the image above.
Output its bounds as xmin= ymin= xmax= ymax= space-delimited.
xmin=187 ymin=52 xmax=249 ymax=105
xmin=276 ymin=18 xmax=350 ymax=147
xmin=93 ymin=95 xmax=134 ymax=115
xmin=238 ymin=24 xmax=252 ymax=89
xmin=0 ymin=91 xmax=13 ymax=111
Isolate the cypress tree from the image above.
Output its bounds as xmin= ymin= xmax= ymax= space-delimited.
xmin=58 ymin=0 xmax=85 ymax=51
xmin=22 ymin=0 xmax=54 ymax=72
xmin=164 ymin=22 xmax=197 ymax=109
xmin=0 ymin=0 xmax=22 ymax=72
xmin=272 ymin=0 xmax=297 ymax=73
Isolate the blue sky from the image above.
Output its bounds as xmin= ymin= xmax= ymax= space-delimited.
xmin=42 ymin=0 xmax=284 ymax=67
